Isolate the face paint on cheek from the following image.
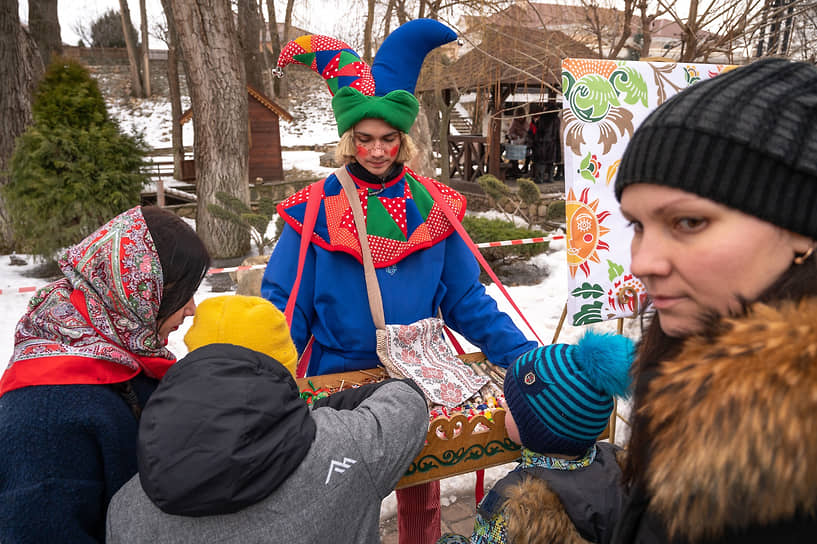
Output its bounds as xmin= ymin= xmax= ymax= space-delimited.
xmin=356 ymin=145 xmax=369 ymax=157
xmin=388 ymin=145 xmax=399 ymax=158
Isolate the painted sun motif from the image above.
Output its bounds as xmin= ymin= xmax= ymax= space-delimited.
xmin=566 ymin=187 xmax=611 ymax=278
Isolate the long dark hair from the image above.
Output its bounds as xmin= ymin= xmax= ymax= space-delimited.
xmin=141 ymin=206 xmax=211 ymax=323
xmin=623 ymin=252 xmax=817 ymax=487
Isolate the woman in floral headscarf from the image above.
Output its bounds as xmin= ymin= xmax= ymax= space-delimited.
xmin=0 ymin=206 xmax=210 ymax=544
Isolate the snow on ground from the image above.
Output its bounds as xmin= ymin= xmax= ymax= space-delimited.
xmin=0 ymin=234 xmax=637 ymax=520
xmin=0 ymin=88 xmax=639 ymax=522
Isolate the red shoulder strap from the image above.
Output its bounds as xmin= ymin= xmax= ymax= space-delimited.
xmin=284 ymin=180 xmax=323 ymax=326
xmin=418 ymin=178 xmax=544 ymax=345
xmin=284 ymin=180 xmax=323 ymax=378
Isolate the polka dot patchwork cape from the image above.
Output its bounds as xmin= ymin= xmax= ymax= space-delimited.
xmin=276 ymin=167 xmax=467 ymax=268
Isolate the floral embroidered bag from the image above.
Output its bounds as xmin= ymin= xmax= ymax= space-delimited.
xmin=336 ymin=167 xmax=488 ymax=408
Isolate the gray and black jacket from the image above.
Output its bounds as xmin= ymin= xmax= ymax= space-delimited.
xmin=106 ymin=343 xmax=428 ymax=544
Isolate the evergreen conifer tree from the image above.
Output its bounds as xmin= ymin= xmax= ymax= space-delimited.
xmin=4 ymin=57 xmax=148 ymax=259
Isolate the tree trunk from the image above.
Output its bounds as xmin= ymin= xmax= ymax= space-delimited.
xmin=363 ymin=0 xmax=375 ymax=64
xmin=28 ymin=0 xmax=61 ymax=66
xmin=162 ymin=0 xmax=185 ymax=180
xmin=239 ymin=0 xmax=265 ymax=91
xmin=639 ymin=1 xmax=654 ymax=58
xmin=265 ymin=0 xmax=282 ymax=97
xmin=383 ymin=0 xmax=396 ymax=37
xmin=278 ymin=0 xmax=295 ymax=98
xmin=167 ymin=0 xmax=250 ymax=259
xmin=408 ymin=99 xmax=435 ymax=179
xmin=0 ymin=0 xmax=43 ymax=251
xmin=434 ymin=88 xmax=458 ymax=184
xmin=140 ymin=0 xmax=151 ymax=96
xmin=119 ymin=0 xmax=144 ymax=97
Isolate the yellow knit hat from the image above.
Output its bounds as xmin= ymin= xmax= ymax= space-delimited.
xmin=184 ymin=295 xmax=298 ymax=376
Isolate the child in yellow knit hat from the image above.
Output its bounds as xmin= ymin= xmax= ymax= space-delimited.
xmin=184 ymin=295 xmax=298 ymax=376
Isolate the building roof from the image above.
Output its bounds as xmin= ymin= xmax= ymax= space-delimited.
xmin=416 ymin=25 xmax=595 ymax=92
xmin=180 ymin=85 xmax=293 ymax=125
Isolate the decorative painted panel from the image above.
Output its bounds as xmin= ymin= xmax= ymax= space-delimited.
xmin=561 ymin=59 xmax=735 ymax=325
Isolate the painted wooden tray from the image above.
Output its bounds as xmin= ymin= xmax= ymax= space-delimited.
xmin=295 ymin=353 xmax=523 ymax=489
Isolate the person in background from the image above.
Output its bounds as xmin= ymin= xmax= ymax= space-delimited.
xmin=262 ymin=19 xmax=538 ymax=544
xmin=613 ymin=57 xmax=817 ymax=543
xmin=505 ymin=107 xmax=529 ymax=177
xmin=438 ymin=331 xmax=633 ymax=544
xmin=106 ymin=294 xmax=429 ymax=544
xmin=0 ymin=206 xmax=210 ymax=543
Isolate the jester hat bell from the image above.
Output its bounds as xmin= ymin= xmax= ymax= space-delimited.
xmin=277 ymin=19 xmax=457 ymax=136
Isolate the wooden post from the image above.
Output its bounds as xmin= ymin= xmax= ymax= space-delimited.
xmin=551 ymin=302 xmax=568 ymax=344
xmin=156 ymin=164 xmax=165 ymax=208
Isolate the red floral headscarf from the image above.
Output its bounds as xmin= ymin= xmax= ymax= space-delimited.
xmin=0 ymin=207 xmax=176 ymax=397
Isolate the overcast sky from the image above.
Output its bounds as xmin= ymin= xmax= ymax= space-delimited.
xmin=18 ymin=0 xmax=343 ymax=48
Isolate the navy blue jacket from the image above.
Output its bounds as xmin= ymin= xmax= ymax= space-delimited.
xmin=0 ymin=375 xmax=157 ymax=543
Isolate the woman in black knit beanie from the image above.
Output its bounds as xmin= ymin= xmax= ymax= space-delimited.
xmin=613 ymin=57 xmax=817 ymax=544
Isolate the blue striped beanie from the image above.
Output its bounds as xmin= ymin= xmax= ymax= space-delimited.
xmin=503 ymin=331 xmax=634 ymax=456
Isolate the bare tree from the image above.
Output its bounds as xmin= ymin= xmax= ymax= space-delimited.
xmin=0 ymin=0 xmax=44 ymax=251
xmin=28 ymin=0 xmax=62 ymax=66
xmin=140 ymin=0 xmax=152 ymax=96
xmin=363 ymin=0 xmax=376 ymax=63
xmin=239 ymin=0 xmax=267 ymax=91
xmin=165 ymin=0 xmax=250 ymax=258
xmin=119 ymin=0 xmax=145 ymax=97
xmin=155 ymin=4 xmax=186 ymax=179
xmin=263 ymin=0 xmax=281 ymax=96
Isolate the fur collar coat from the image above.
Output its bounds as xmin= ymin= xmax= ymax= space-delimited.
xmin=621 ymin=299 xmax=817 ymax=543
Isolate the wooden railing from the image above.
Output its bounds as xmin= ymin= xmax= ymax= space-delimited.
xmin=447 ymin=135 xmax=489 ymax=182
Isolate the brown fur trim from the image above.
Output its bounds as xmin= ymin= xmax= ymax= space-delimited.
xmin=503 ymin=477 xmax=592 ymax=544
xmin=643 ymin=299 xmax=817 ymax=541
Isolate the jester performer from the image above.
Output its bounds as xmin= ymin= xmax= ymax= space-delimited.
xmin=262 ymin=19 xmax=538 ymax=544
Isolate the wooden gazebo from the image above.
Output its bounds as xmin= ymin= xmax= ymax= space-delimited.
xmin=179 ymin=85 xmax=293 ymax=183
xmin=417 ymin=25 xmax=595 ymax=183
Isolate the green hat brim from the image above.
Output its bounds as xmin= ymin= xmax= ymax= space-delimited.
xmin=332 ymin=87 xmax=419 ymax=136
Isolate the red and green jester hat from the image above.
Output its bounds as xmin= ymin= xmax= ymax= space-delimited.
xmin=273 ymin=19 xmax=469 ymax=268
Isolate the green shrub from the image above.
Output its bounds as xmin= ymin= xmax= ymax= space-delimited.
xmin=32 ymin=57 xmax=108 ymax=130
xmin=476 ymin=174 xmax=510 ymax=202
xmin=516 ymin=178 xmax=541 ymax=204
xmin=4 ymin=58 xmax=147 ymax=259
xmin=208 ymin=192 xmax=277 ymax=254
xmin=547 ymin=200 xmax=566 ymax=221
xmin=461 ymin=215 xmax=549 ymax=265
xmin=91 ymin=8 xmax=139 ymax=49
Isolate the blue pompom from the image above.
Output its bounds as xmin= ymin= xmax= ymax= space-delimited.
xmin=572 ymin=330 xmax=634 ymax=398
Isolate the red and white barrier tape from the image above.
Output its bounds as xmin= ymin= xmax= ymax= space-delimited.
xmin=0 ymin=286 xmax=38 ymax=295
xmin=475 ymin=235 xmax=564 ymax=248
xmin=1 ymin=235 xmax=566 ymax=294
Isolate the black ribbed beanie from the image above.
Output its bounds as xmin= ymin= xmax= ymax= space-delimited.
xmin=615 ymin=58 xmax=817 ymax=240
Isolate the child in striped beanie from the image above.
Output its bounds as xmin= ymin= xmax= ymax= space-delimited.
xmin=440 ymin=331 xmax=633 ymax=544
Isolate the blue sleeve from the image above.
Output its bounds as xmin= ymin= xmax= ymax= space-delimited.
xmin=261 ymin=223 xmax=314 ymax=354
xmin=439 ymin=232 xmax=538 ymax=368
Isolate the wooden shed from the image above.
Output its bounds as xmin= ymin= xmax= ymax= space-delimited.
xmin=179 ymin=85 xmax=293 ymax=182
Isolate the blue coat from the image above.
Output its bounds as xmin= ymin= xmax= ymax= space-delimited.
xmin=262 ymin=169 xmax=537 ymax=375
xmin=0 ymin=375 xmax=156 ymax=543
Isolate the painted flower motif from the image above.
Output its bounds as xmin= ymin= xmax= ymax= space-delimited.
xmin=440 ymin=382 xmax=462 ymax=405
xmin=561 ymin=59 xmax=648 ymax=155
xmin=684 ymin=66 xmax=701 ymax=85
xmin=578 ymin=152 xmax=602 ymax=182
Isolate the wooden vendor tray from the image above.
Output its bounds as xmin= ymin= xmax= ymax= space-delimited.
xmin=296 ymin=353 xmax=523 ymax=489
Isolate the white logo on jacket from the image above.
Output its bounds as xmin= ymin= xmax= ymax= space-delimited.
xmin=325 ymin=457 xmax=357 ymax=484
